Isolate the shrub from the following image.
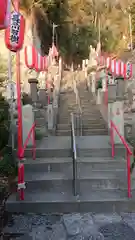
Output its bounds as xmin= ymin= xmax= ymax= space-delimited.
xmin=0 ymin=94 xmax=10 ymax=151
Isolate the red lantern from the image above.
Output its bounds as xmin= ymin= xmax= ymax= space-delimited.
xmin=115 ymin=60 xmax=121 ymax=76
xmin=125 ymin=62 xmax=132 ymax=79
xmin=34 ymin=51 xmax=44 ymax=72
xmin=52 ymin=43 xmax=58 ymax=57
xmin=120 ymin=61 xmax=125 ymax=77
xmin=0 ymin=0 xmax=10 ymax=30
xmin=24 ymin=45 xmax=36 ymax=69
xmin=106 ymin=57 xmax=111 ymax=69
xmin=5 ymin=11 xmax=25 ymax=52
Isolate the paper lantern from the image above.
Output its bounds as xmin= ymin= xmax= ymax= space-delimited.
xmin=106 ymin=57 xmax=111 ymax=69
xmin=125 ymin=62 xmax=132 ymax=79
xmin=115 ymin=60 xmax=121 ymax=76
xmin=111 ymin=59 xmax=115 ymax=74
xmin=24 ymin=46 xmax=36 ymax=69
xmin=120 ymin=61 xmax=125 ymax=77
xmin=51 ymin=43 xmax=58 ymax=57
xmin=0 ymin=0 xmax=10 ymax=30
xmin=34 ymin=51 xmax=44 ymax=72
xmin=5 ymin=11 xmax=25 ymax=52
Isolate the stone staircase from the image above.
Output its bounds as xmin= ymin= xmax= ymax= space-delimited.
xmin=78 ymin=81 xmax=108 ymax=135
xmin=56 ymin=74 xmax=77 ymax=136
xmin=5 ymin=71 xmax=135 ymax=214
xmin=6 ymin=136 xmax=135 ymax=213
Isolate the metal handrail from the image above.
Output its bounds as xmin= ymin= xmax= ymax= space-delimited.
xmin=110 ymin=120 xmax=132 ymax=198
xmin=73 ymin=71 xmax=83 ymax=136
xmin=71 ymin=113 xmax=77 ymax=196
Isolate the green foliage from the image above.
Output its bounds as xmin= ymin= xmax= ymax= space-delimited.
xmin=20 ymin=0 xmax=130 ymax=61
xmin=0 ymin=94 xmax=10 ymax=151
xmin=0 ymin=147 xmax=17 ymax=177
xmin=96 ymin=79 xmax=102 ymax=89
xmin=130 ymin=2 xmax=135 ymax=41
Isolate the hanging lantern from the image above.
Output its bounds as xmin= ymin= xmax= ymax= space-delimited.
xmin=106 ymin=57 xmax=111 ymax=70
xmin=0 ymin=0 xmax=10 ymax=30
xmin=24 ymin=45 xmax=36 ymax=69
xmin=115 ymin=60 xmax=121 ymax=76
xmin=111 ymin=59 xmax=115 ymax=74
xmin=125 ymin=62 xmax=132 ymax=79
xmin=120 ymin=61 xmax=125 ymax=77
xmin=34 ymin=51 xmax=44 ymax=72
xmin=52 ymin=43 xmax=58 ymax=57
xmin=5 ymin=11 xmax=25 ymax=52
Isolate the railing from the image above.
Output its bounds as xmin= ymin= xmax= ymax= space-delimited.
xmin=110 ymin=120 xmax=132 ymax=198
xmin=74 ymin=113 xmax=82 ymax=136
xmin=18 ymin=122 xmax=36 ymax=200
xmin=73 ymin=72 xmax=82 ymax=136
xmin=71 ymin=113 xmax=77 ymax=196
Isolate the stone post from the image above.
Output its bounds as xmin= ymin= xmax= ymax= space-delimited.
xmin=38 ymin=89 xmax=47 ymax=106
xmin=96 ymin=89 xmax=102 ymax=104
xmin=108 ymin=79 xmax=125 ymax=144
xmin=90 ymin=71 xmax=96 ymax=93
xmin=28 ymin=78 xmax=38 ymax=103
xmin=47 ymin=104 xmax=54 ymax=130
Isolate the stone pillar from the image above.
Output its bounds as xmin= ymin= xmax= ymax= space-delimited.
xmin=47 ymin=104 xmax=54 ymax=130
xmin=22 ymin=104 xmax=34 ymax=146
xmin=108 ymin=80 xmax=125 ymax=144
xmin=96 ymin=89 xmax=101 ymax=104
xmin=110 ymin=100 xmax=124 ymax=144
xmin=28 ymin=78 xmax=38 ymax=103
xmin=90 ymin=71 xmax=96 ymax=93
xmin=38 ymin=89 xmax=47 ymax=106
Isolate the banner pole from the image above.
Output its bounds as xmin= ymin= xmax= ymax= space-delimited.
xmin=14 ymin=0 xmax=23 ymax=158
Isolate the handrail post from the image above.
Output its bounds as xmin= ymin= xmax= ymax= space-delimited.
xmin=110 ymin=121 xmax=114 ymax=158
xmin=127 ymin=150 xmax=132 ymax=198
xmin=71 ymin=113 xmax=77 ymax=196
xmin=32 ymin=127 xmax=36 ymax=160
xmin=110 ymin=120 xmax=132 ymax=198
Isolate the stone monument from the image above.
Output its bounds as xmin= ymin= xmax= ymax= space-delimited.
xmin=22 ymin=104 xmax=34 ymax=146
xmin=28 ymin=78 xmax=38 ymax=103
xmin=108 ymin=79 xmax=125 ymax=144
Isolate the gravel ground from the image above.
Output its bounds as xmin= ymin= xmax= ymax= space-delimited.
xmin=2 ymin=212 xmax=135 ymax=239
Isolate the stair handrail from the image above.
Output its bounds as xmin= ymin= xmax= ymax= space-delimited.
xmin=19 ymin=122 xmax=36 ymax=159
xmin=73 ymin=71 xmax=82 ymax=136
xmin=73 ymin=72 xmax=82 ymax=114
xmin=110 ymin=120 xmax=132 ymax=198
xmin=18 ymin=122 xmax=36 ymax=201
xmin=71 ymin=113 xmax=77 ymax=196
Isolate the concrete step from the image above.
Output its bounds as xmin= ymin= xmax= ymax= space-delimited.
xmin=56 ymin=123 xmax=107 ymax=131
xmin=82 ymin=129 xmax=108 ymax=135
xmin=24 ymin=157 xmax=126 ymax=173
xmin=16 ymin=170 xmax=129 ymax=192
xmin=56 ymin=130 xmax=71 ymax=136
xmin=35 ymin=118 xmax=46 ymax=127
xmin=6 ymin=189 xmax=135 ymax=213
